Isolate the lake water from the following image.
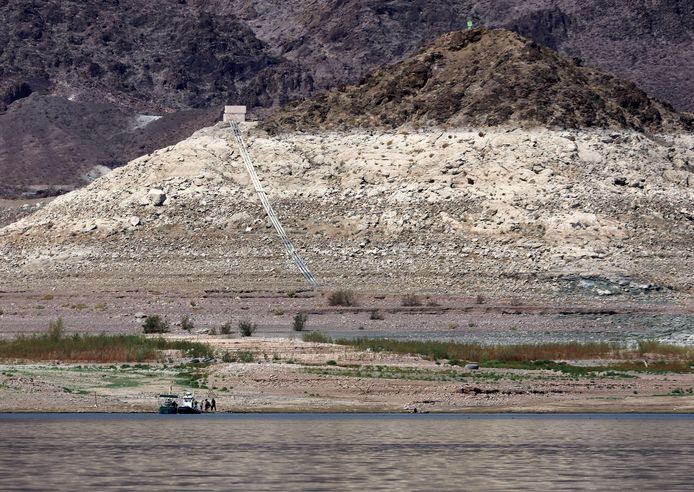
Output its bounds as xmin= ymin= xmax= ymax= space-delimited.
xmin=0 ymin=414 xmax=692 ymax=491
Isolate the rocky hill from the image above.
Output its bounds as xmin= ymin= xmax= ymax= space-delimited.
xmin=1 ymin=0 xmax=692 ymax=198
xmin=3 ymin=0 xmax=692 ymax=114
xmin=264 ymin=29 xmax=692 ymax=133
xmin=1 ymin=122 xmax=692 ymax=300
xmin=200 ymin=0 xmax=694 ymax=112
xmin=0 ymin=0 xmax=308 ymax=197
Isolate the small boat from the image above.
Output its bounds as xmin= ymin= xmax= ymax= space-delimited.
xmin=158 ymin=394 xmax=179 ymax=414
xmin=176 ymin=391 xmax=202 ymax=414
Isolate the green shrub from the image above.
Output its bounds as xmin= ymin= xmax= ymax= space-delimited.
xmin=221 ymin=351 xmax=254 ymax=363
xmin=292 ymin=313 xmax=309 ymax=331
xmin=303 ymin=331 xmax=332 ymax=344
xmin=180 ymin=315 xmax=194 ymax=332
xmin=238 ymin=351 xmax=254 ymax=363
xmin=238 ymin=319 xmax=257 ymax=337
xmin=219 ymin=322 xmax=233 ymax=335
xmin=142 ymin=315 xmax=169 ymax=334
xmin=369 ymin=310 xmax=385 ymax=320
xmin=326 ymin=360 xmax=337 ymax=366
xmin=47 ymin=318 xmax=65 ymax=340
xmin=328 ymin=290 xmax=357 ymax=307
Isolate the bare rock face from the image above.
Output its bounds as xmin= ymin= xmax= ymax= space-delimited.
xmin=5 ymin=0 xmax=689 ymax=114
xmin=0 ymin=0 xmax=312 ymax=114
xmin=264 ymin=29 xmax=692 ymax=134
xmin=203 ymin=0 xmax=694 ymax=112
xmin=1 ymin=123 xmax=692 ymax=300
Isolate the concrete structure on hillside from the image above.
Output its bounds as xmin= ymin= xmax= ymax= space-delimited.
xmin=223 ymin=106 xmax=247 ymax=123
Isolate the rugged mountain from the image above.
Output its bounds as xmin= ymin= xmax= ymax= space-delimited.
xmin=0 ymin=0 xmax=312 ymax=113
xmin=202 ymin=0 xmax=694 ymax=112
xmin=264 ymin=29 xmax=692 ymax=133
xmin=3 ymin=0 xmax=692 ymax=113
xmin=1 ymin=0 xmax=692 ymax=198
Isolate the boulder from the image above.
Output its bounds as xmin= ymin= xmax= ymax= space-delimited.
xmin=148 ymin=189 xmax=166 ymax=206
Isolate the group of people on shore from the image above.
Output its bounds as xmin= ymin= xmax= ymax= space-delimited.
xmin=193 ymin=398 xmax=216 ymax=412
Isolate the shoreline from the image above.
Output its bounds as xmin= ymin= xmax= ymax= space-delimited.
xmin=2 ymin=336 xmax=693 ymax=415
xmin=2 ymin=410 xmax=694 ymax=415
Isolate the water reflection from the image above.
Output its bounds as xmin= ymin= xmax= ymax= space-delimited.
xmin=0 ymin=414 xmax=692 ymax=491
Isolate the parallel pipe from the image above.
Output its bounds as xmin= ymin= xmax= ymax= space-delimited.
xmin=230 ymin=122 xmax=320 ymax=289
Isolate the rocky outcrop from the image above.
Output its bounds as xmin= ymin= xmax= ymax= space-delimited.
xmin=203 ymin=0 xmax=694 ymax=112
xmin=1 ymin=0 xmax=692 ymax=198
xmin=264 ymin=29 xmax=692 ymax=133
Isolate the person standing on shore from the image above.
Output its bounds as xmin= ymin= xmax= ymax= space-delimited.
xmin=211 ymin=398 xmax=216 ymax=412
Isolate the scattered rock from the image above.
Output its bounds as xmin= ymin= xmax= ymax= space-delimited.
xmin=148 ymin=189 xmax=166 ymax=206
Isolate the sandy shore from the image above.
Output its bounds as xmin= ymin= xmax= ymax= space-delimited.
xmin=1 ymin=336 xmax=693 ymax=414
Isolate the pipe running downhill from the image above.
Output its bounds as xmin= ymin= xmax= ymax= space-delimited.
xmin=229 ymin=122 xmax=320 ymax=289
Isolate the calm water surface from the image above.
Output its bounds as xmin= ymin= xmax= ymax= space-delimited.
xmin=0 ymin=413 xmax=692 ymax=491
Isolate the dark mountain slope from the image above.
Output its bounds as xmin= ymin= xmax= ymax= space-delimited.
xmin=203 ymin=0 xmax=694 ymax=112
xmin=1 ymin=0 xmax=692 ymax=198
xmin=264 ymin=29 xmax=692 ymax=133
xmin=0 ymin=0 xmax=312 ymax=113
xmin=0 ymin=94 xmax=220 ymax=197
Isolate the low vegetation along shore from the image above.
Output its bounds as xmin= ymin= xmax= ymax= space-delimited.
xmin=0 ymin=319 xmax=692 ymax=413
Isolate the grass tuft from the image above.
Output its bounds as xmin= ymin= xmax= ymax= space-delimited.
xmin=292 ymin=313 xmax=309 ymax=332
xmin=142 ymin=315 xmax=169 ymax=334
xmin=238 ymin=319 xmax=257 ymax=337
xmin=334 ymin=338 xmax=693 ymax=372
xmin=180 ymin=315 xmax=195 ymax=332
xmin=303 ymin=332 xmax=333 ymax=344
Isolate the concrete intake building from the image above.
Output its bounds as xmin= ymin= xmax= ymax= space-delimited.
xmin=223 ymin=105 xmax=247 ymax=122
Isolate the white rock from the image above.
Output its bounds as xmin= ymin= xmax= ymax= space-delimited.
xmin=148 ymin=189 xmax=166 ymax=206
